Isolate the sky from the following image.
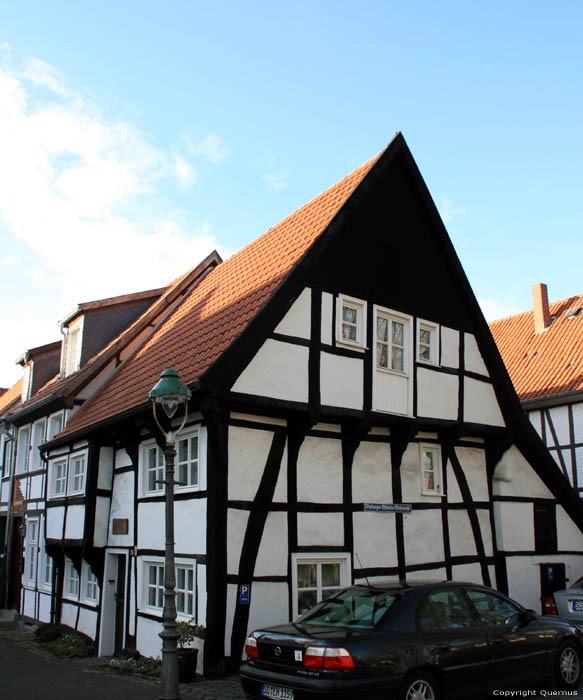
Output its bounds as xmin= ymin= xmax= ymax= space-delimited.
xmin=1 ymin=1 xmax=583 ymax=387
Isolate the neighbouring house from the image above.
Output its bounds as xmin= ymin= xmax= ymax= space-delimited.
xmin=4 ymin=133 xmax=583 ymax=676
xmin=490 ymin=283 xmax=583 ymax=500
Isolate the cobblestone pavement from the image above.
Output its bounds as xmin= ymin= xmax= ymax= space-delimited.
xmin=0 ymin=624 xmax=245 ymax=700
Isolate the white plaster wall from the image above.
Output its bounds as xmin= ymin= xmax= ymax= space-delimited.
xmin=454 ymin=447 xmax=489 ymax=501
xmin=61 ymin=602 xmax=77 ymax=629
xmin=446 ymin=461 xmax=463 ymax=503
xmin=463 ymin=378 xmax=505 ymax=427
xmin=440 ymin=327 xmax=459 ymax=369
xmin=197 ymin=563 xmax=207 ymax=626
xmin=321 ymin=292 xmax=334 ymax=345
xmin=404 ymin=510 xmax=445 ymax=565
xmin=297 ymin=436 xmax=342 ymax=503
xmin=29 ymin=475 xmax=43 ymax=500
xmin=225 ymin=583 xmax=238 ymax=656
xmin=115 ymin=449 xmax=132 ymax=469
xmin=22 ymin=588 xmax=35 ymax=618
xmin=416 ymin=368 xmax=458 ymax=420
xmin=528 ymin=410 xmax=543 ymax=438
xmin=94 ymin=496 xmax=111 ymax=548
xmin=108 ymin=472 xmax=134 ymax=547
xmin=246 ymin=582 xmax=290 ymax=634
xmin=175 ymin=499 xmax=206 ymax=554
xmin=38 ymin=592 xmax=51 ymax=623
xmin=298 ymin=512 xmax=344 ymax=546
xmin=478 ymin=509 xmax=494 ymax=556
xmin=493 ymin=502 xmax=535 ymax=551
xmin=136 ymin=616 xmax=163 ymax=659
xmin=451 ymin=562 xmax=483 ymax=584
xmin=492 ymin=446 xmax=553 ymax=498
xmin=274 ymin=288 xmax=311 ymax=339
xmin=128 ymin=563 xmax=136 ymax=636
xmin=227 ymin=509 xmax=249 ymax=575
xmin=232 ymin=339 xmax=309 ymax=403
xmin=228 ymin=426 xmax=274 ymax=501
xmin=353 ymin=512 xmax=398 ymax=570
xmin=407 ymin=568 xmax=448 ymax=583
xmin=374 ymin=370 xmax=409 ymax=415
xmin=320 ymin=353 xmax=363 ymax=410
xmin=255 ymin=512 xmax=288 ymax=576
xmin=230 ymin=412 xmax=287 ymax=427
xmin=464 ymin=333 xmax=488 ymax=376
xmin=504 ymin=556 xmax=583 ymax=612
xmin=98 ymin=446 xmax=114 ymax=490
xmin=400 ymin=444 xmax=440 ymax=504
xmin=352 ymin=440 xmax=392 ymax=504
xmin=77 ymin=608 xmax=98 ymax=639
xmin=572 ymin=402 xmax=583 ymax=443
xmin=547 ymin=405 xmax=570 ymax=446
xmin=557 ymin=505 xmax=583 ymax=550
xmin=65 ymin=505 xmax=84 ymax=539
xmin=448 ymin=510 xmax=477 ymax=557
xmin=1 ymin=480 xmax=10 ymax=502
xmin=46 ymin=506 xmax=65 ymax=539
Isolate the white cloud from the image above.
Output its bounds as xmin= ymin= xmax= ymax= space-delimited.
xmin=264 ymin=170 xmax=289 ymax=191
xmin=479 ymin=298 xmax=522 ymax=322
xmin=183 ymin=133 xmax=228 ymax=163
xmin=437 ymin=197 xmax=464 ymax=223
xmin=0 ymin=55 xmax=225 ymax=385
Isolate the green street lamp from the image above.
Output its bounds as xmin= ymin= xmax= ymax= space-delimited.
xmin=149 ymin=369 xmax=192 ymax=700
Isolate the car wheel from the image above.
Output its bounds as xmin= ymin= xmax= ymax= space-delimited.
xmin=555 ymin=640 xmax=582 ymax=690
xmin=400 ymin=671 xmax=440 ymax=700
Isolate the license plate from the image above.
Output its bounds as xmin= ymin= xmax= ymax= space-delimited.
xmin=571 ymin=600 xmax=583 ymax=612
xmin=261 ymin=683 xmax=294 ymax=700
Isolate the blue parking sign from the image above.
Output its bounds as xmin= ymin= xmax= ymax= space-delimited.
xmin=239 ymin=584 xmax=250 ymax=604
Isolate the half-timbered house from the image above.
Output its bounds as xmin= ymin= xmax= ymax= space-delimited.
xmin=8 ymin=133 xmax=583 ymax=675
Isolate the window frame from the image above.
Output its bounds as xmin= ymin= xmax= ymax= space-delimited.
xmin=63 ymin=317 xmax=84 ymax=376
xmin=82 ymin=561 xmax=99 ymax=604
xmin=142 ymin=558 xmax=196 ymax=621
xmin=47 ymin=411 xmax=65 ymax=441
xmin=23 ymin=517 xmax=40 ymax=586
xmin=419 ymin=443 xmax=443 ymax=496
xmin=49 ymin=457 xmax=68 ymax=499
xmin=336 ymin=295 xmax=367 ymax=350
xmin=15 ymin=425 xmax=30 ymax=474
xmin=417 ymin=319 xmax=440 ymax=366
xmin=374 ymin=306 xmax=413 ymax=376
xmin=67 ymin=451 xmax=87 ymax=495
xmin=64 ymin=558 xmax=80 ymax=600
xmin=30 ymin=418 xmax=47 ymax=472
xmin=291 ymin=552 xmax=351 ymax=620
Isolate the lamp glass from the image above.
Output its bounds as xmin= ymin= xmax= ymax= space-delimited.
xmin=149 ymin=369 xmax=192 ymax=421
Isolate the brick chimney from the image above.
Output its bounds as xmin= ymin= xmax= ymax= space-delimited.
xmin=533 ymin=283 xmax=550 ymax=333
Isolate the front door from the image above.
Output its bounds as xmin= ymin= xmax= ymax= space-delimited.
xmin=539 ymin=563 xmax=566 ymax=614
xmin=6 ymin=517 xmax=23 ymax=610
xmin=98 ymin=552 xmax=128 ymax=657
xmin=114 ymin=555 xmax=126 ymax=655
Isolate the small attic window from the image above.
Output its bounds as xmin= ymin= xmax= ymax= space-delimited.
xmin=566 ymin=307 xmax=582 ymax=319
xmin=63 ymin=318 xmax=83 ymax=376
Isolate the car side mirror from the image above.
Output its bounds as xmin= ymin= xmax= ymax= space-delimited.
xmin=520 ymin=609 xmax=537 ymax=624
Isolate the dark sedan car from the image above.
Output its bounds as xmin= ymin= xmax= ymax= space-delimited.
xmin=239 ymin=581 xmax=583 ymax=700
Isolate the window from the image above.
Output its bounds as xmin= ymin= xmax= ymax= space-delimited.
xmin=65 ymin=559 xmax=80 ymax=598
xmin=291 ymin=553 xmax=351 ymax=619
xmin=141 ymin=427 xmax=204 ymax=496
xmin=30 ymin=419 xmax=46 ymax=471
xmin=63 ymin=319 xmax=83 ymax=376
xmin=146 ymin=443 xmax=164 ymax=494
xmin=50 ymin=459 xmax=68 ymax=497
xmin=24 ymin=518 xmax=39 ymax=584
xmin=417 ymin=587 xmax=476 ymax=630
xmin=420 ymin=444 xmax=442 ymax=495
xmin=83 ymin=562 xmax=99 ymax=603
xmin=41 ymin=548 xmax=53 ymax=590
xmin=15 ymin=426 xmax=30 ymax=474
xmin=465 ymin=589 xmax=521 ymax=627
xmin=144 ymin=560 xmax=196 ymax=619
xmin=417 ymin=320 xmax=439 ymax=365
xmin=177 ymin=433 xmax=199 ymax=489
xmin=47 ymin=412 xmax=64 ymax=441
xmin=21 ymin=364 xmax=32 ymax=402
xmin=375 ymin=309 xmax=411 ymax=374
xmin=337 ymin=295 xmax=366 ymax=349
xmin=68 ymin=453 xmax=86 ymax=494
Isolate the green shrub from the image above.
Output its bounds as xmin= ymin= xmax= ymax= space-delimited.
xmin=44 ymin=632 xmax=93 ymax=658
xmin=107 ymin=656 xmax=161 ymax=677
xmin=34 ymin=623 xmax=68 ymax=643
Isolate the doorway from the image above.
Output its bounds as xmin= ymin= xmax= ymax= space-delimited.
xmin=99 ymin=552 xmax=127 ymax=656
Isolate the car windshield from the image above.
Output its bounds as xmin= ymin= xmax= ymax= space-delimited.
xmin=296 ymin=587 xmax=398 ymax=629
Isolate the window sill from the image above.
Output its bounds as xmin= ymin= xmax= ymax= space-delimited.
xmin=336 ymin=339 xmax=367 ymax=352
xmin=417 ymin=359 xmax=440 ymax=368
xmin=375 ymin=366 xmax=410 ymax=378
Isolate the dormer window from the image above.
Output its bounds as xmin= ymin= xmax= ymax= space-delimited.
xmin=63 ymin=318 xmax=83 ymax=376
xmin=21 ymin=364 xmax=32 ymax=402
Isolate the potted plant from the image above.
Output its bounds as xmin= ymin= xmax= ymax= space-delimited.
xmin=176 ymin=619 xmax=205 ymax=683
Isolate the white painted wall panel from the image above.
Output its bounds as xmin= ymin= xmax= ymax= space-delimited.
xmin=451 ymin=563 xmax=483 ymax=584
xmin=572 ymin=402 xmax=583 ymax=444
xmin=373 ymin=371 xmax=409 ymax=415
xmin=446 ymin=461 xmax=462 ymax=503
xmin=197 ymin=563 xmax=207 ymax=626
xmin=298 ymin=512 xmax=344 ymax=546
xmin=115 ymin=449 xmax=132 ymax=469
xmin=464 ymin=333 xmax=488 ymax=376
xmin=448 ymin=510 xmax=477 ymax=557
xmin=492 ymin=446 xmax=553 ymax=498
xmin=320 ymin=353 xmax=363 ymax=410
xmin=225 ymin=583 xmax=238 ymax=656
xmin=404 ymin=510 xmax=445 ymax=565
xmin=137 ymin=502 xmax=163 ymax=550
xmin=297 ymin=436 xmax=343 ymax=503
xmin=228 ymin=426 xmax=274 ymax=501
xmin=108 ymin=472 xmax=134 ymax=548
xmin=65 ymin=505 xmax=84 ymax=539
xmin=493 ymin=502 xmax=535 ymax=551
xmin=454 ymin=447 xmax=489 ymax=501
xmin=255 ymin=512 xmax=288 ymax=576
xmin=22 ymin=588 xmax=35 ymax=618
xmin=98 ymin=446 xmax=114 ymax=490
xmin=227 ymin=509 xmax=249 ymax=575
xmin=232 ymin=339 xmax=309 ymax=403
xmin=353 ymin=512 xmax=397 ymax=570
xmin=128 ymin=562 xmax=136 ymax=637
xmin=47 ymin=506 xmax=65 ymax=539
xmin=528 ymin=410 xmax=543 ymax=438
xmin=440 ymin=327 xmax=459 ymax=369
xmin=547 ymin=405 xmax=571 ymax=446
xmin=93 ymin=496 xmax=110 ymax=548
xmin=175 ymin=499 xmax=206 ymax=555
xmin=247 ymin=582 xmax=290 ymax=633
xmin=61 ymin=602 xmax=77 ymax=629
xmin=38 ymin=592 xmax=51 ymax=623
xmin=463 ymin=378 xmax=504 ymax=426
xmin=416 ymin=368 xmax=458 ymax=420
xmin=401 ymin=444 xmax=439 ymax=504
xmin=351 ymin=441 xmax=392 ymax=504
xmin=274 ymin=288 xmax=311 ymax=339
xmin=29 ymin=475 xmax=43 ymax=500
xmin=407 ymin=568 xmax=447 ymax=583
xmin=77 ymin=608 xmax=98 ymax=639
xmin=136 ymin=616 xmax=163 ymax=659
xmin=478 ymin=509 xmax=493 ymax=556
xmin=557 ymin=505 xmax=583 ymax=551
xmin=321 ymin=293 xmax=334 ymax=345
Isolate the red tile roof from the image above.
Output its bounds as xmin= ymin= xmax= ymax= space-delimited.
xmin=489 ymin=294 xmax=583 ymax=403
xmin=0 ymin=379 xmax=23 ymax=418
xmin=59 ymin=152 xmax=381 ymax=438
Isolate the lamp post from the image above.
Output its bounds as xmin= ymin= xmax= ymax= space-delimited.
xmin=149 ymin=369 xmax=192 ymax=700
